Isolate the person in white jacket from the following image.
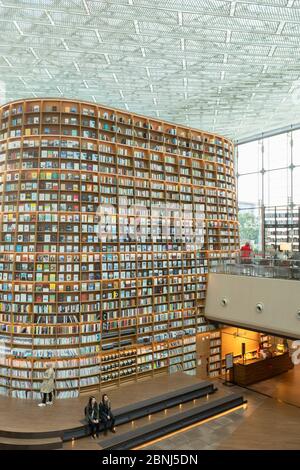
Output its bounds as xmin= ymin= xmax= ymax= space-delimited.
xmin=38 ymin=363 xmax=55 ymax=407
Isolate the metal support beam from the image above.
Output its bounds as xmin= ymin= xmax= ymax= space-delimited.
xmin=235 ymin=123 xmax=297 ymax=146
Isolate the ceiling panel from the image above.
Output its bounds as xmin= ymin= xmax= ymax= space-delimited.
xmin=0 ymin=0 xmax=300 ymax=139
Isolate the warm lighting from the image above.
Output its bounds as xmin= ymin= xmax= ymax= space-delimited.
xmin=179 ymin=404 xmax=182 ymax=409
xmin=71 ymin=438 xmax=75 ymax=448
xmin=277 ymin=343 xmax=284 ymax=353
xmin=280 ymin=242 xmax=292 ymax=252
xmin=148 ymin=414 xmax=151 ymax=420
xmin=132 ymin=404 xmax=246 ymax=450
xmin=164 ymin=409 xmax=167 ymax=415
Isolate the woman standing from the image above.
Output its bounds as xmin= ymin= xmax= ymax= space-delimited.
xmin=38 ymin=362 xmax=55 ymax=407
xmin=99 ymin=393 xmax=116 ymax=435
xmin=85 ymin=396 xmax=100 ymax=439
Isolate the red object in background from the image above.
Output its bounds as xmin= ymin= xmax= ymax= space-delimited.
xmin=241 ymin=243 xmax=253 ymax=259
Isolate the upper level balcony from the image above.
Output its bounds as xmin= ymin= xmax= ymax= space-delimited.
xmin=205 ymin=256 xmax=300 ymax=340
xmin=214 ymin=257 xmax=300 ymax=281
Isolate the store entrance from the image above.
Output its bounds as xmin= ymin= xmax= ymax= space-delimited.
xmin=220 ymin=326 xmax=300 ymax=407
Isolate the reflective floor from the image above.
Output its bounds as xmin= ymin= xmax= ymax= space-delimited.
xmin=63 ymin=365 xmax=300 ymax=450
xmin=2 ymin=366 xmax=299 ymax=450
xmin=143 ymin=366 xmax=300 ymax=450
xmin=246 ymin=365 xmax=300 ymax=407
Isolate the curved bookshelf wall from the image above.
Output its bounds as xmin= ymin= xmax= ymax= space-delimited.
xmin=0 ymin=98 xmax=238 ymax=399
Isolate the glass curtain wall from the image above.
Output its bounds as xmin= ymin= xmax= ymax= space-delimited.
xmin=237 ymin=129 xmax=300 ymax=255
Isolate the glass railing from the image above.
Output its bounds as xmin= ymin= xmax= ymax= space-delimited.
xmin=212 ymin=256 xmax=300 ymax=280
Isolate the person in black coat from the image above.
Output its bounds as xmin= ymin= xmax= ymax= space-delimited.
xmin=85 ymin=396 xmax=100 ymax=439
xmin=99 ymin=393 xmax=116 ymax=435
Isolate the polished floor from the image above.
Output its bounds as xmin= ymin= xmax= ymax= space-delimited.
xmin=246 ymin=365 xmax=300 ymax=407
xmin=1 ymin=367 xmax=300 ymax=450
xmin=143 ymin=385 xmax=300 ymax=450
xmin=143 ymin=365 xmax=300 ymax=451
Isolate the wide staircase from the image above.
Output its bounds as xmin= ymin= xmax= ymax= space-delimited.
xmin=0 ymin=381 xmax=245 ymax=450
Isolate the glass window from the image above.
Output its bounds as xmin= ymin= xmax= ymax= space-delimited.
xmin=264 ymin=133 xmax=290 ymax=171
xmin=293 ymin=166 xmax=300 ymax=205
xmin=237 ymin=140 xmax=261 ymax=175
xmin=238 ymin=207 xmax=262 ymax=253
xmin=292 ymin=129 xmax=300 ymax=166
xmin=238 ymin=172 xmax=262 ymax=207
xmin=264 ymin=168 xmax=290 ymax=206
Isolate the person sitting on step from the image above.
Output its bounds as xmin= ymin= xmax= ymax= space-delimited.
xmin=99 ymin=393 xmax=116 ymax=435
xmin=85 ymin=396 xmax=100 ymax=439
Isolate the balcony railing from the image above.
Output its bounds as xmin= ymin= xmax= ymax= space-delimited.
xmin=212 ymin=256 xmax=300 ymax=280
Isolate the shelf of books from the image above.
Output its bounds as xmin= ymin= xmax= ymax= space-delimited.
xmin=0 ymin=98 xmax=238 ymax=398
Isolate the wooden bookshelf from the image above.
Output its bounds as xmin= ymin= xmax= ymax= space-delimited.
xmin=0 ymin=98 xmax=238 ymax=399
xmin=208 ymin=331 xmax=222 ymax=377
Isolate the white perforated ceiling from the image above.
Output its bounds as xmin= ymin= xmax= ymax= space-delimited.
xmin=1 ymin=0 xmax=300 ymax=139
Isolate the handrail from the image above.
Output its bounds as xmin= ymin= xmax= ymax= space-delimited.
xmin=212 ymin=255 xmax=300 ymax=280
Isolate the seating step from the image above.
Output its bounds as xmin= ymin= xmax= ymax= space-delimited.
xmin=100 ymin=392 xmax=246 ymax=450
xmin=113 ymin=381 xmax=216 ymax=425
xmin=64 ymin=380 xmax=216 ymax=441
xmin=0 ymin=380 xmax=217 ymax=444
xmin=0 ymin=436 xmax=63 ymax=450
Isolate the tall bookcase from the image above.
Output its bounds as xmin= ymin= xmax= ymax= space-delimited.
xmin=0 ymin=98 xmax=238 ymax=399
xmin=264 ymin=205 xmax=300 ymax=253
